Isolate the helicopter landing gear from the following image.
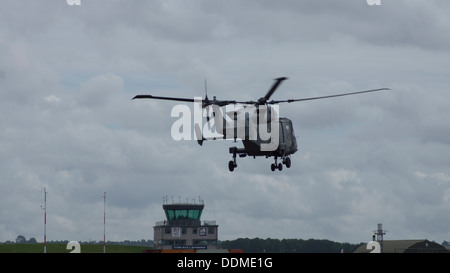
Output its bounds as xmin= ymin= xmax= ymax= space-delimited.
xmin=228 ymin=147 xmax=238 ymax=172
xmin=271 ymin=156 xmax=283 ymax=172
xmin=271 ymin=156 xmax=291 ymax=171
xmin=228 ymin=147 xmax=292 ymax=172
xmin=271 ymin=163 xmax=283 ymax=171
xmin=283 ymin=156 xmax=291 ymax=168
xmin=228 ymin=160 xmax=236 ymax=172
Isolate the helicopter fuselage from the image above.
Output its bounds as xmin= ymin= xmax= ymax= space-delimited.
xmin=238 ymin=117 xmax=298 ymax=157
xmin=228 ymin=117 xmax=297 ymax=172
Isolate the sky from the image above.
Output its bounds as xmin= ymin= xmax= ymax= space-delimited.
xmin=0 ymin=0 xmax=449 ymax=245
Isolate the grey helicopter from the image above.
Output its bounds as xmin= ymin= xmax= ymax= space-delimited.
xmin=133 ymin=77 xmax=390 ymax=172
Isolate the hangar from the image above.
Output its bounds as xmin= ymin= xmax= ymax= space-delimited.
xmin=354 ymin=239 xmax=448 ymax=253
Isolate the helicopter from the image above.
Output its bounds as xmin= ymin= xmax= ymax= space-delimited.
xmin=133 ymin=77 xmax=390 ymax=172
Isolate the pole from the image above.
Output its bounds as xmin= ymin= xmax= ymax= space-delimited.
xmin=103 ymin=192 xmax=106 ymax=253
xmin=43 ymin=187 xmax=47 ymax=254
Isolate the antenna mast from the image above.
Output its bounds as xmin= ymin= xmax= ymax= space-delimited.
xmin=43 ymin=187 xmax=47 ymax=253
xmin=103 ymin=192 xmax=106 ymax=253
xmin=204 ymin=79 xmax=209 ymax=100
xmin=373 ymin=223 xmax=387 ymax=253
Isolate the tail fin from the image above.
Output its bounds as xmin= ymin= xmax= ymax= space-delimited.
xmin=194 ymin=123 xmax=205 ymax=146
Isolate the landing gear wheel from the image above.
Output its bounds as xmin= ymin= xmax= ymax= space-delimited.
xmin=285 ymin=157 xmax=291 ymax=168
xmin=278 ymin=163 xmax=283 ymax=171
xmin=228 ymin=161 xmax=235 ymax=172
xmin=271 ymin=164 xmax=276 ymax=172
xmin=228 ymin=147 xmax=238 ymax=172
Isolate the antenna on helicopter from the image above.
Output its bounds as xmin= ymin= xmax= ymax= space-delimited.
xmin=204 ymin=79 xmax=212 ymax=130
xmin=204 ymin=79 xmax=208 ymax=99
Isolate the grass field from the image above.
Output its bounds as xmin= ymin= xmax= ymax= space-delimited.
xmin=0 ymin=243 xmax=151 ymax=253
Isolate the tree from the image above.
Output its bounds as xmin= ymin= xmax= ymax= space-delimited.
xmin=16 ymin=235 xmax=26 ymax=243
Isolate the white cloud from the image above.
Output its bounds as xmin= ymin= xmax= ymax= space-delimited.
xmin=414 ymin=171 xmax=450 ymax=184
xmin=44 ymin=95 xmax=61 ymax=104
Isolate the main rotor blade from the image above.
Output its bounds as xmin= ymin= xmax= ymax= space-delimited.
xmin=268 ymin=88 xmax=391 ymax=104
xmin=132 ymin=95 xmax=196 ymax=103
xmin=263 ymin=77 xmax=288 ymax=102
xmin=133 ymin=94 xmax=238 ymax=107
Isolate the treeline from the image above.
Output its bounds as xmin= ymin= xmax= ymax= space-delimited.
xmin=7 ymin=235 xmax=365 ymax=252
xmin=2 ymin=235 xmax=154 ymax=247
xmin=220 ymin=238 xmax=364 ymax=253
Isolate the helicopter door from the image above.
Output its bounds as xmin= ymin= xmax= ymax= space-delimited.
xmin=281 ymin=119 xmax=294 ymax=153
xmin=277 ymin=119 xmax=287 ymax=151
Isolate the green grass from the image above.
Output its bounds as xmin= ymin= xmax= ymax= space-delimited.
xmin=0 ymin=243 xmax=151 ymax=253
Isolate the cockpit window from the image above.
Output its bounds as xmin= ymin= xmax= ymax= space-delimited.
xmin=285 ymin=121 xmax=295 ymax=138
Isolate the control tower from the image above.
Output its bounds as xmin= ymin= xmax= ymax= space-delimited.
xmin=154 ymin=198 xmax=218 ymax=250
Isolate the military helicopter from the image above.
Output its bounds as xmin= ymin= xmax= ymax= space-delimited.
xmin=133 ymin=77 xmax=389 ymax=172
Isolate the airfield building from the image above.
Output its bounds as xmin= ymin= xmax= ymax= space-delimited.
xmin=153 ymin=199 xmax=219 ymax=250
xmin=354 ymin=223 xmax=448 ymax=253
xmin=354 ymin=239 xmax=448 ymax=253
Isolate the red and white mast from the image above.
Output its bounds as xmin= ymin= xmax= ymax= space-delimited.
xmin=43 ymin=187 xmax=47 ymax=253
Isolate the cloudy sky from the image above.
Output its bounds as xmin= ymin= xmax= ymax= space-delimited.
xmin=1 ymin=0 xmax=449 ymax=245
